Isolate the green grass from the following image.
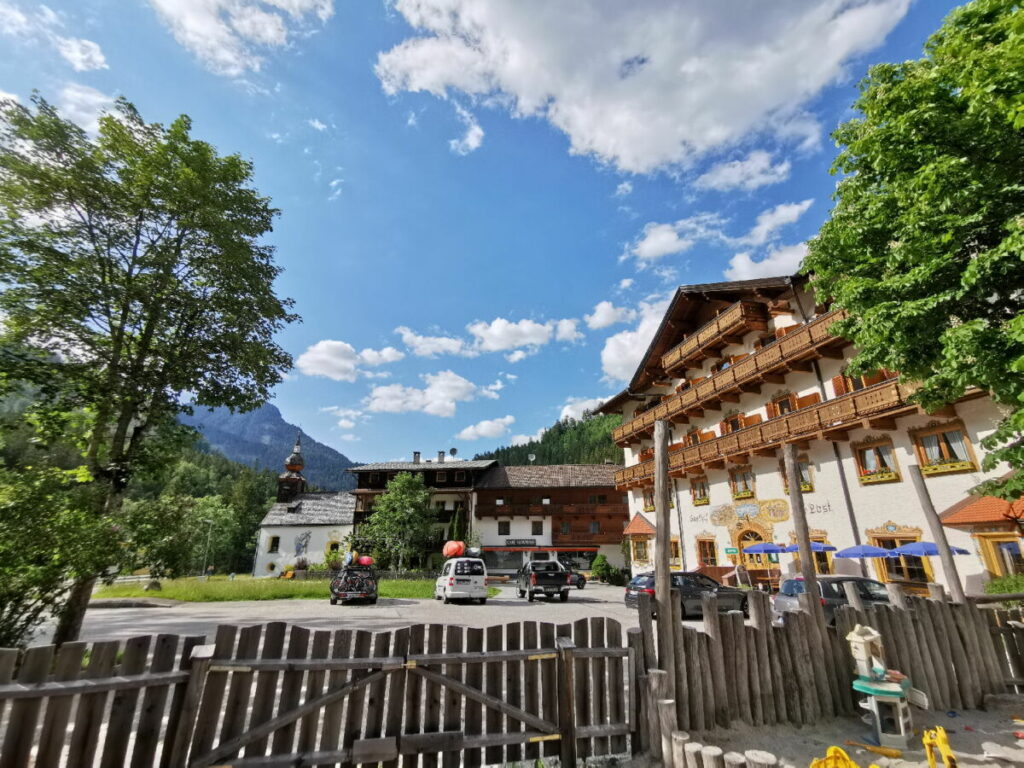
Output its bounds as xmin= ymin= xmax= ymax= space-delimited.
xmin=94 ymin=576 xmax=499 ymax=602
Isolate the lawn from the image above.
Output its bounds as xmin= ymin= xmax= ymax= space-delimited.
xmin=94 ymin=576 xmax=499 ymax=602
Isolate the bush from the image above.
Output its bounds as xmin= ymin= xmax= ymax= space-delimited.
xmin=590 ymin=555 xmax=613 ymax=582
xmin=606 ymin=569 xmax=628 ymax=587
xmin=295 ymin=557 xmax=309 ymax=570
xmin=984 ymin=573 xmax=1024 ymax=604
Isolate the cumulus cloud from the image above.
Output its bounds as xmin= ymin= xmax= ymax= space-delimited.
xmin=449 ymin=103 xmax=483 ymax=155
xmin=601 ymin=298 xmax=670 ymax=382
xmin=296 ymin=340 xmax=404 ymax=382
xmin=695 ymin=150 xmax=790 ymax=192
xmin=0 ymin=2 xmax=107 ymax=72
xmin=467 ymin=317 xmax=551 ymax=352
xmin=505 ymin=349 xmax=529 ymax=364
xmin=399 ymin=316 xmax=583 ymax=360
xmin=560 ymin=396 xmax=606 ymax=421
xmin=364 ymin=370 xmax=499 ymax=418
xmin=456 ymin=414 xmax=515 ymax=440
xmin=739 ymin=199 xmax=813 ymax=246
xmin=320 ymin=406 xmax=366 ymax=431
xmin=55 ymin=37 xmax=108 ymax=71
xmin=585 ymin=300 xmax=637 ymax=330
xmin=339 ymin=434 xmax=359 ymax=442
xmin=0 ymin=89 xmax=17 ymax=102
xmin=621 ymin=214 xmax=725 ymax=266
xmin=554 ymin=318 xmax=583 ymax=343
xmin=308 ymin=117 xmax=327 ymax=131
xmin=725 ymin=242 xmax=808 ymax=281
xmin=615 ymin=181 xmax=633 ymax=197
xmin=396 ymin=326 xmax=475 ymax=358
xmin=618 ymin=278 xmax=634 ymax=291
xmin=147 ymin=0 xmax=333 ymax=77
xmin=374 ymin=0 xmax=910 ymax=174
xmin=58 ymin=83 xmax=114 ymax=134
xmin=511 ymin=427 xmax=546 ymax=446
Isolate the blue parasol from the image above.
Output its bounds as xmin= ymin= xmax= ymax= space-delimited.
xmin=743 ymin=542 xmax=788 ymax=554
xmin=892 ymin=541 xmax=970 ymax=557
xmin=835 ymin=544 xmax=899 ymax=559
xmin=783 ymin=542 xmax=837 ymax=553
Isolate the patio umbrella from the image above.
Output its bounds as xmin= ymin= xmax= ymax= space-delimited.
xmin=783 ymin=542 xmax=837 ymax=553
xmin=743 ymin=542 xmax=787 ymax=554
xmin=834 ymin=545 xmax=899 ymax=559
xmin=892 ymin=541 xmax=970 ymax=557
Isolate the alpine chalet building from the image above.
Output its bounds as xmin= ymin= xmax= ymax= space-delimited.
xmin=598 ymin=275 xmax=1016 ymax=594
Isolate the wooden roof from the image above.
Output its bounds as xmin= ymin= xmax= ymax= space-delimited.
xmin=476 ymin=464 xmax=620 ymax=489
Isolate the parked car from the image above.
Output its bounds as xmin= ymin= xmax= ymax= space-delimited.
xmin=517 ymin=560 xmax=572 ymax=602
xmin=329 ymin=565 xmax=378 ymax=605
xmin=772 ymin=575 xmax=889 ymax=624
xmin=435 ymin=557 xmax=489 ymax=604
xmin=624 ymin=572 xmax=747 ymax=618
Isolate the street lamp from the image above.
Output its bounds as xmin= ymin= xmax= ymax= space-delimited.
xmin=201 ymin=518 xmax=214 ymax=579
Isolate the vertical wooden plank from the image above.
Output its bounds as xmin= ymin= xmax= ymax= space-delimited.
xmin=399 ymin=626 xmax=423 ymax=768
xmin=35 ymin=641 xmax=87 ymax=768
xmin=940 ymin=600 xmax=978 ymax=709
xmin=671 ymin=599 xmax=691 ymax=731
xmin=0 ymin=648 xmax=17 ymax=730
xmin=382 ymin=628 xmax=409 ymax=768
xmin=627 ymin=630 xmax=647 ymax=756
xmin=484 ymin=623 xmax=504 ymax=766
xmin=749 ymin=592 xmax=776 ymax=724
xmin=522 ymin=621 xmax=541 ymax=761
xmin=504 ymin=623 xmax=523 ymax=763
xmin=913 ymin=597 xmax=951 ymax=711
xmin=638 ymin=592 xmax=657 ymax=669
xmin=683 ymin=627 xmax=703 ymax=732
xmin=100 ymin=633 xmax=152 ymax=768
xmin=67 ymin=640 xmax=119 ymax=768
xmin=888 ymin=605 xmax=929 ymax=704
xmin=702 ymin=593 xmax=729 ymax=728
xmin=783 ymin=612 xmax=817 ymax=724
xmin=159 ymin=635 xmax=205 ymax=768
xmin=720 ymin=603 xmax=739 ymax=723
xmin=775 ymin=624 xmax=801 ymax=726
xmin=341 ymin=630 xmax=374 ymax=763
xmin=764 ymin=610 xmax=788 ymax=724
xmin=797 ymin=595 xmax=835 ymax=720
xmin=0 ymin=644 xmax=54 ymax=768
xmin=572 ymin=618 xmax=592 ymax=760
xmin=909 ymin=605 xmax=943 ymax=710
xmin=700 ymin=632 xmax=715 ymax=730
xmin=192 ymin=625 xmax=239 ymax=758
xmin=299 ymin=629 xmax=332 ymax=756
xmin=927 ymin=600 xmax=963 ymax=711
xmin=420 ymin=625 xmax=444 ymax=768
xmin=320 ymin=628 xmax=353 ymax=758
xmin=363 ymin=631 xmax=392 ymax=744
xmin=589 ymin=617 xmax=609 ymax=756
xmin=970 ymin=603 xmax=1006 ymax=694
xmin=270 ymin=625 xmax=311 ymax=755
xmin=607 ymin=620 xmax=627 ymax=755
xmin=217 ymin=625 xmax=263 ymax=753
xmin=245 ymin=622 xmax=287 ymax=759
xmin=745 ymin=626 xmax=763 ymax=726
xmin=440 ymin=626 xmax=463 ymax=768
xmin=463 ymin=627 xmax=484 ymax=768
xmin=731 ymin=612 xmax=752 ymax=725
xmin=130 ymin=634 xmax=179 ymax=768
xmin=543 ymin=622 xmax=562 ymax=758
xmin=557 ymin=636 xmax=579 ymax=768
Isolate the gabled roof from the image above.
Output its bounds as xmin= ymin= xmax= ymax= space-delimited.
xmin=476 ymin=464 xmax=621 ymax=489
xmin=260 ymin=492 xmax=356 ymax=527
xmin=941 ymin=494 xmax=1024 ymax=526
xmin=349 ymin=460 xmax=497 ymax=472
xmin=623 ymin=513 xmax=657 ymax=537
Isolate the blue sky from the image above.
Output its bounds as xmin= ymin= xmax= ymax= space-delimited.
xmin=0 ymin=0 xmax=963 ymax=462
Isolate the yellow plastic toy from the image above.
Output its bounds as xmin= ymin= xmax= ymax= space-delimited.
xmin=810 ymin=746 xmax=880 ymax=768
xmin=923 ymin=725 xmax=958 ymax=768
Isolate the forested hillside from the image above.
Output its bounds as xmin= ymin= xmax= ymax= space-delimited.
xmin=181 ymin=403 xmax=357 ymax=490
xmin=475 ymin=413 xmax=622 ymax=465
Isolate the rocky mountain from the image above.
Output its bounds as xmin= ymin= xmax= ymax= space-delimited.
xmin=181 ymin=404 xmax=357 ymax=490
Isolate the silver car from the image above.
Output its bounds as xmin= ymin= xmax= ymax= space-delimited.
xmin=772 ymin=575 xmax=889 ymax=624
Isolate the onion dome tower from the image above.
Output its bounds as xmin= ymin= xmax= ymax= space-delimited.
xmin=277 ymin=433 xmax=307 ymax=502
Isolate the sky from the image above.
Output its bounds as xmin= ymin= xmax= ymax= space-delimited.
xmin=0 ymin=0 xmax=965 ymax=463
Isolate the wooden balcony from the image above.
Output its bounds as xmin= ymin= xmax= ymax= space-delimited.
xmin=475 ymin=503 xmax=628 ymax=518
xmin=613 ymin=379 xmax=916 ymax=489
xmin=613 ymin=309 xmax=849 ymax=446
xmin=661 ymin=300 xmax=770 ymax=374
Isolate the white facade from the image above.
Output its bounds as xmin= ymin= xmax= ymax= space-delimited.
xmin=253 ymin=523 xmax=354 ymax=576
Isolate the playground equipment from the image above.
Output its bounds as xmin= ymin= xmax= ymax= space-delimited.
xmin=923 ymin=726 xmax=958 ymax=768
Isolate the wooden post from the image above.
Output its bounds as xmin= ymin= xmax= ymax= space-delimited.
xmin=658 ymin=699 xmax=677 ymax=766
xmin=842 ymin=581 xmax=866 ymax=612
xmin=701 ymin=593 xmax=731 ymax=727
xmin=908 ymin=464 xmax=967 ymax=604
xmin=654 ymin=420 xmax=677 ymax=698
xmin=684 ymin=741 xmax=704 ymax=768
xmin=647 ymin=669 xmax=670 ymax=762
xmin=672 ymin=732 xmax=690 ymax=768
xmin=703 ymin=745 xmax=726 ymax=768
xmin=784 ymin=444 xmax=819 ymax=603
xmin=745 ymin=749 xmax=779 ymax=768
xmin=166 ymin=644 xmax=215 ymax=768
xmin=556 ymin=635 xmax=578 ymax=768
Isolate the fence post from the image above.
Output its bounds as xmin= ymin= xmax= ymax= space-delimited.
xmin=165 ymin=644 xmax=215 ymax=768
xmin=556 ymin=636 xmax=578 ymax=768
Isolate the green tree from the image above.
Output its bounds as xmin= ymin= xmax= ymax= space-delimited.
xmin=0 ymin=95 xmax=297 ymax=641
xmin=802 ymin=0 xmax=1024 ymax=499
xmin=475 ymin=412 xmax=622 ymax=465
xmin=360 ymin=472 xmax=436 ymax=572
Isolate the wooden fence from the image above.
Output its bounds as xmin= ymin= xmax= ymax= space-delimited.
xmin=633 ymin=587 xmax=1023 ymax=766
xmin=0 ymin=618 xmax=633 ymax=767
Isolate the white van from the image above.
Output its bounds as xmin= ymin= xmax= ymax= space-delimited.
xmin=434 ymin=557 xmax=488 ymax=604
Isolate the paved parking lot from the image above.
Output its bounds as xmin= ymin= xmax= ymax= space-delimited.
xmin=79 ymin=582 xmax=656 ymax=642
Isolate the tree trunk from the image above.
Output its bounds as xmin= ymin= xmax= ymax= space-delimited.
xmin=52 ymin=575 xmax=97 ymax=645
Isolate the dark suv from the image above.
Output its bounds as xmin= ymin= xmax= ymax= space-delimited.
xmin=772 ymin=575 xmax=889 ymax=624
xmin=624 ymin=572 xmax=747 ymax=618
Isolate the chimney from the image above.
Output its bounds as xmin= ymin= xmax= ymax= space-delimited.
xmin=437 ymin=450 xmax=445 ymax=463
xmin=413 ymin=451 xmax=421 ymax=464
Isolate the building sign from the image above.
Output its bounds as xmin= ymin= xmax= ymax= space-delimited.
xmin=506 ymin=538 xmax=537 ymax=547
xmin=724 ymin=547 xmax=739 ymax=555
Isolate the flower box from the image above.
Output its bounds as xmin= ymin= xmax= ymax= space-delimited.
xmin=858 ymin=470 xmax=900 ymax=485
xmin=920 ymin=460 xmax=975 ymax=476
xmin=732 ymin=490 xmax=755 ymax=500
xmin=800 ymin=482 xmax=814 ymax=492
xmin=693 ymin=497 xmax=710 ymax=507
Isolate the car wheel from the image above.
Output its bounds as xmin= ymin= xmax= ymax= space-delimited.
xmin=330 ymin=597 xmax=337 ymax=605
xmin=527 ymin=592 xmax=535 ymax=602
xmin=560 ymin=592 xmax=568 ymax=603
xmin=577 ymin=581 xmax=585 ymax=590
xmin=517 ymin=589 xmax=526 ymax=598
xmin=479 ymin=598 xmax=487 ymax=605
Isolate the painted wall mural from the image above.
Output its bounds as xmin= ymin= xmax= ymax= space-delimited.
xmin=710 ymin=499 xmax=791 ymax=568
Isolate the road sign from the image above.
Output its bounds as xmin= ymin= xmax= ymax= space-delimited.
xmin=724 ymin=547 xmax=738 ymax=555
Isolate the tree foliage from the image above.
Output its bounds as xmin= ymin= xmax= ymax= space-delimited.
xmin=802 ymin=0 xmax=1024 ymax=499
xmin=475 ymin=413 xmax=621 ymax=465
xmin=359 ymin=472 xmax=436 ymax=571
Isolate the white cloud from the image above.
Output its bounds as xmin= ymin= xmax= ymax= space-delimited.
xmin=375 ymin=0 xmax=910 ymax=174
xmin=0 ymin=89 xmax=17 ymax=102
xmin=396 ymin=325 xmax=475 ymax=358
xmin=296 ymin=339 xmax=404 ymax=382
xmin=614 ymin=181 xmax=633 ymax=197
xmin=327 ymin=178 xmax=343 ymax=201
xmin=147 ymin=0 xmax=333 ymax=78
xmin=339 ymin=434 xmax=360 ymax=442
xmin=600 ymin=298 xmax=670 ymax=382
xmin=740 ymin=199 xmax=813 ymax=246
xmin=505 ymin=349 xmax=529 ymax=363
xmin=560 ymin=396 xmax=606 ymax=421
xmin=58 ymin=83 xmax=114 ymax=134
xmin=725 ymin=242 xmax=807 ymax=281
xmin=618 ymin=278 xmax=634 ymax=291
xmin=695 ymin=150 xmax=790 ymax=192
xmin=308 ymin=117 xmax=327 ymax=131
xmin=55 ymin=37 xmax=107 ymax=71
xmin=622 ymin=213 xmax=725 ymax=266
xmin=554 ymin=318 xmax=583 ymax=343
xmin=449 ymin=103 xmax=483 ymax=155
xmin=468 ymin=317 xmax=552 ymax=352
xmin=456 ymin=414 xmax=515 ymax=440
xmin=364 ymin=370 xmax=496 ymax=417
xmin=511 ymin=427 xmax=546 ymax=446
xmin=321 ymin=406 xmax=366 ymax=430
xmin=585 ymin=300 xmax=636 ymax=330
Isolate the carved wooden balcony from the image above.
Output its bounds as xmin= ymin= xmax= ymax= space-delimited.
xmin=614 ymin=309 xmax=849 ymax=446
xmin=613 ymin=379 xmax=914 ymax=489
xmin=661 ymin=300 xmax=770 ymax=374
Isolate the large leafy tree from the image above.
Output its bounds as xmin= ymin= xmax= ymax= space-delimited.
xmin=359 ymin=472 xmax=436 ymax=571
xmin=802 ymin=0 xmax=1024 ymax=499
xmin=0 ymin=95 xmax=298 ymax=641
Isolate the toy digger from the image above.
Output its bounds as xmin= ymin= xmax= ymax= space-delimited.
xmin=923 ymin=726 xmax=958 ymax=768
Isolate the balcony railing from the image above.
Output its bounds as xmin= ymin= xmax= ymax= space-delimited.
xmin=612 ymin=309 xmax=849 ymax=446
xmin=613 ymin=379 xmax=914 ymax=488
xmin=475 ymin=503 xmax=629 ymax=518
xmin=661 ymin=300 xmax=770 ymax=374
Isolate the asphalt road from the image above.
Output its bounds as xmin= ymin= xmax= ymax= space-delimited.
xmin=78 ymin=582 xmax=657 ymax=642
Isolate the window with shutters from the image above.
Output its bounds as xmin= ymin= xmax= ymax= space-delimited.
xmin=871 ymin=535 xmax=931 ymax=584
xmin=691 ymin=476 xmax=710 ymax=506
xmin=910 ymin=421 xmax=977 ymax=476
xmin=852 ymin=437 xmax=901 ymax=484
xmin=833 ymin=369 xmax=897 ymax=396
xmin=721 ymin=413 xmax=744 ymax=434
xmin=729 ymin=465 xmax=756 ymax=500
xmin=779 ymin=455 xmax=814 ymax=493
xmin=767 ymin=393 xmax=796 ymax=419
xmin=697 ymin=538 xmax=718 ymax=566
